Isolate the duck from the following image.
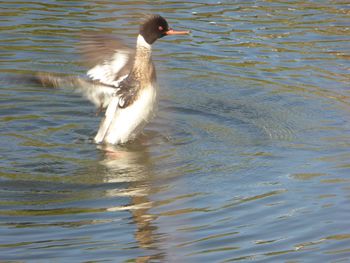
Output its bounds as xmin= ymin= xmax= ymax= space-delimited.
xmin=37 ymin=15 xmax=189 ymax=145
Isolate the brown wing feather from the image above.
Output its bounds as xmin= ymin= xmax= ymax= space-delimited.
xmin=79 ymin=34 xmax=135 ymax=85
xmin=79 ymin=34 xmax=131 ymax=63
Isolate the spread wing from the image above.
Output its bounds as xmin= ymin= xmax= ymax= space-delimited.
xmin=80 ymin=34 xmax=135 ymax=86
xmin=36 ymin=72 xmax=117 ymax=109
xmin=35 ymin=34 xmax=141 ymax=113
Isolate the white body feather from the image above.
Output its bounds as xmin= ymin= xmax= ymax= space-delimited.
xmin=94 ymin=84 xmax=157 ymax=144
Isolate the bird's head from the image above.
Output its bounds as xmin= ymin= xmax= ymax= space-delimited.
xmin=139 ymin=15 xmax=190 ymax=45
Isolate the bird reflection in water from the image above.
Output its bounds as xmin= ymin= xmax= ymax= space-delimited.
xmin=97 ymin=142 xmax=164 ymax=262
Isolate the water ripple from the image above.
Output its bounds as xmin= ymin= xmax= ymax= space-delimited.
xmin=1 ymin=0 xmax=350 ymax=262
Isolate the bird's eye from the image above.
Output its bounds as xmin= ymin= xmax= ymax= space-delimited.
xmin=158 ymin=26 xmax=163 ymax=31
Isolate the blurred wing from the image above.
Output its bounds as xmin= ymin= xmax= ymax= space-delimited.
xmin=94 ymin=96 xmax=120 ymax=143
xmin=80 ymin=34 xmax=134 ymax=86
xmin=36 ymin=72 xmax=116 ymax=109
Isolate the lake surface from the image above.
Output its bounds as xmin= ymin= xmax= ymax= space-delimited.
xmin=1 ymin=0 xmax=350 ymax=262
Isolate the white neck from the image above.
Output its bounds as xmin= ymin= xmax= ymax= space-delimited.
xmin=136 ymin=35 xmax=151 ymax=50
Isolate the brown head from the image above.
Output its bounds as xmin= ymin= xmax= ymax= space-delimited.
xmin=139 ymin=15 xmax=190 ymax=45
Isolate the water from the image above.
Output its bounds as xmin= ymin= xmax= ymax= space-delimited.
xmin=1 ymin=0 xmax=350 ymax=262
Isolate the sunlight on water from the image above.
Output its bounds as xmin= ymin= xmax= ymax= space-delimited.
xmin=0 ymin=0 xmax=350 ymax=262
